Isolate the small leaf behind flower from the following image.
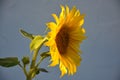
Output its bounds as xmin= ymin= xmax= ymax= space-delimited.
xmin=32 ymin=68 xmax=48 ymax=77
xmin=40 ymin=51 xmax=50 ymax=58
xmin=0 ymin=57 xmax=19 ymax=67
xmin=39 ymin=68 xmax=48 ymax=73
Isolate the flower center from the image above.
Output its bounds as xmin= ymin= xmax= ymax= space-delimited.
xmin=55 ymin=26 xmax=69 ymax=55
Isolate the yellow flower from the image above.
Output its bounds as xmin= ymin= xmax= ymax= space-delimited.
xmin=45 ymin=5 xmax=86 ymax=77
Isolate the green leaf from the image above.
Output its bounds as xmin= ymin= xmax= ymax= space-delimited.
xmin=19 ymin=29 xmax=34 ymax=40
xmin=0 ymin=57 xmax=19 ymax=67
xmin=39 ymin=68 xmax=48 ymax=73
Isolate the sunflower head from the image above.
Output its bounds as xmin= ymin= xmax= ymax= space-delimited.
xmin=45 ymin=5 xmax=86 ymax=77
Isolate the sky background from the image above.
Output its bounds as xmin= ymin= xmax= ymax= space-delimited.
xmin=0 ymin=0 xmax=120 ymax=80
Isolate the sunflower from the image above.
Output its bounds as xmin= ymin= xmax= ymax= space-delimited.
xmin=45 ymin=5 xmax=86 ymax=77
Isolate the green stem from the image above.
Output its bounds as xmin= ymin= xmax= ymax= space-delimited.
xmin=26 ymin=76 xmax=32 ymax=80
xmin=18 ymin=63 xmax=28 ymax=77
xmin=27 ymin=37 xmax=48 ymax=80
xmin=30 ymin=49 xmax=39 ymax=69
xmin=36 ymin=57 xmax=44 ymax=68
xmin=30 ymin=36 xmax=48 ymax=69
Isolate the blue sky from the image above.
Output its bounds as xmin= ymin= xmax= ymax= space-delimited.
xmin=0 ymin=0 xmax=120 ymax=80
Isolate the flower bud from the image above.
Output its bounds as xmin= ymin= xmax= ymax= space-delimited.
xmin=22 ymin=56 xmax=30 ymax=65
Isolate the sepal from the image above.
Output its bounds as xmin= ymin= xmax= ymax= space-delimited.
xmin=30 ymin=35 xmax=43 ymax=51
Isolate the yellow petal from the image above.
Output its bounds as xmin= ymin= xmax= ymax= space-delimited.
xmin=66 ymin=5 xmax=69 ymax=15
xmin=82 ymin=28 xmax=86 ymax=34
xmin=46 ymin=22 xmax=57 ymax=31
xmin=52 ymin=14 xmax=59 ymax=24
xmin=59 ymin=62 xmax=67 ymax=77
xmin=68 ymin=6 xmax=77 ymax=19
xmin=59 ymin=5 xmax=65 ymax=21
